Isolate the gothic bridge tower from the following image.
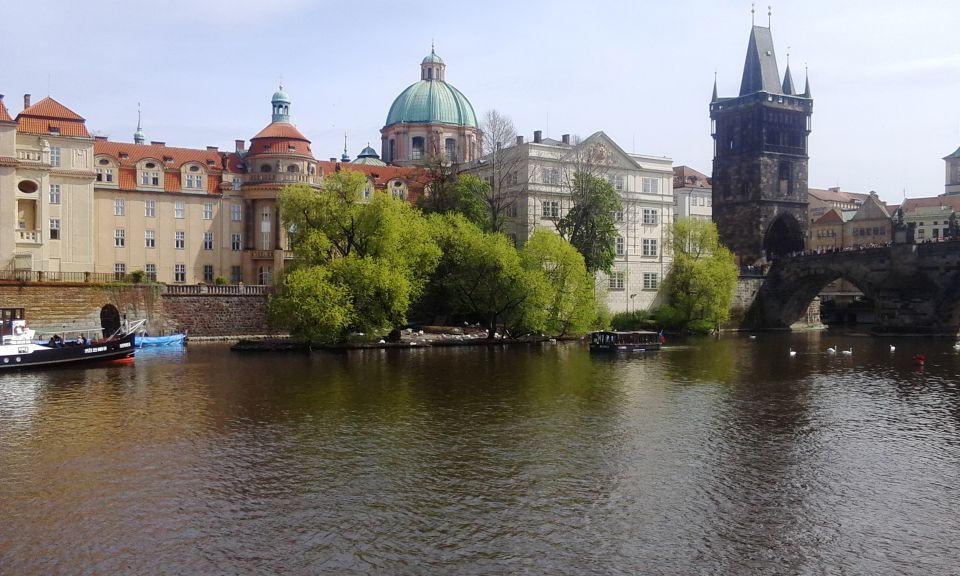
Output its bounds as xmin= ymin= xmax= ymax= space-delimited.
xmin=710 ymin=19 xmax=812 ymax=265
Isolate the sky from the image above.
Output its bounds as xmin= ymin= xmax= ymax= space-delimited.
xmin=3 ymin=0 xmax=959 ymax=203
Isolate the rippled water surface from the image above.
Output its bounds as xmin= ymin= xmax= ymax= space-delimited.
xmin=1 ymin=333 xmax=959 ymax=574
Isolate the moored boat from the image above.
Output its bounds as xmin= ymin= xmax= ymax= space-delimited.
xmin=0 ymin=307 xmax=145 ymax=370
xmin=135 ymin=333 xmax=187 ymax=347
xmin=589 ymin=330 xmax=662 ymax=353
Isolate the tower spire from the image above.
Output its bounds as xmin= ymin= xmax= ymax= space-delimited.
xmin=782 ymin=48 xmax=795 ymax=95
xmin=134 ymin=102 xmax=145 ymax=145
xmin=712 ymin=71 xmax=718 ymax=102
xmin=342 ymin=132 xmax=350 ymax=162
xmin=802 ymin=64 xmax=811 ymax=97
xmin=751 ymin=3 xmax=755 ymax=26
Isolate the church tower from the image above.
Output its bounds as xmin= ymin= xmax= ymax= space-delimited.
xmin=710 ymin=17 xmax=813 ymax=265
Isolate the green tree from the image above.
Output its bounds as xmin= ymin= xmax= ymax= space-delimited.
xmin=555 ymin=171 xmax=622 ymax=273
xmin=418 ymin=173 xmax=490 ymax=231
xmin=664 ymin=218 xmax=738 ymax=331
xmin=427 ymin=214 xmax=549 ymax=338
xmin=520 ymin=230 xmax=597 ymax=337
xmin=270 ymin=171 xmax=441 ymax=342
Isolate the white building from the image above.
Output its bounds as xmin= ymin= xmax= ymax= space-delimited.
xmin=464 ymin=131 xmax=674 ymax=314
xmin=672 ymin=165 xmax=712 ymax=221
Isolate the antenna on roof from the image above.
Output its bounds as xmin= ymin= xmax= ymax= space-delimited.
xmin=768 ymin=5 xmax=772 ymax=28
xmin=751 ymin=3 xmax=755 ymax=25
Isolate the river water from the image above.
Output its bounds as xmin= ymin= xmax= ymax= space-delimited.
xmin=1 ymin=333 xmax=958 ymax=575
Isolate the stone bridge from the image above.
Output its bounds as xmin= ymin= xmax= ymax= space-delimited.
xmin=744 ymin=243 xmax=960 ymax=334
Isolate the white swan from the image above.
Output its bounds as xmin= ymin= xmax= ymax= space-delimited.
xmin=789 ymin=348 xmax=797 ymax=357
xmin=842 ymin=348 xmax=853 ymax=355
xmin=827 ymin=347 xmax=836 ymax=354
xmin=889 ymin=344 xmax=896 ymax=352
xmin=953 ymin=342 xmax=960 ymax=351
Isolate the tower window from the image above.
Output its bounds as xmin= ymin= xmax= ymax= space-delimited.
xmin=411 ymin=137 xmax=425 ymax=160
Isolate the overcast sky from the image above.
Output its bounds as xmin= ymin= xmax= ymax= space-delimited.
xmin=3 ymin=0 xmax=958 ymax=203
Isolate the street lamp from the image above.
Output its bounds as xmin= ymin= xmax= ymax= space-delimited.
xmin=630 ymin=293 xmax=637 ymax=313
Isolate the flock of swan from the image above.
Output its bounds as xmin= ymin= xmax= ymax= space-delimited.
xmin=786 ymin=342 xmax=960 ymax=357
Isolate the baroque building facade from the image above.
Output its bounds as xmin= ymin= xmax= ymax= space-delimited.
xmin=710 ymin=22 xmax=813 ymax=265
xmin=463 ymin=131 xmax=674 ymax=314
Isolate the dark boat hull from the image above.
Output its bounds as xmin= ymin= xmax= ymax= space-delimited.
xmin=589 ymin=343 xmax=661 ymax=353
xmin=0 ymin=332 xmax=136 ymax=370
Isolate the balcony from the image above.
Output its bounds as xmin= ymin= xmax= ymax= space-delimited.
xmin=16 ymin=229 xmax=42 ymax=244
xmin=251 ymin=249 xmax=295 ymax=260
xmin=242 ymin=173 xmax=321 ymax=186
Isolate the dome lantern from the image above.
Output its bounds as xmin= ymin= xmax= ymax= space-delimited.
xmin=271 ymin=85 xmax=291 ymax=123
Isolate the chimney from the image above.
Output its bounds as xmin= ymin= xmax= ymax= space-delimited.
xmin=329 ymin=157 xmax=336 ymax=162
xmin=516 ymin=135 xmax=524 ymax=145
xmin=150 ymin=141 xmax=165 ymax=146
xmin=94 ymin=135 xmax=108 ymax=141
xmin=561 ymin=134 xmax=570 ymax=145
xmin=206 ymin=146 xmax=218 ymax=152
xmin=23 ymin=93 xmax=31 ymax=109
xmin=235 ymin=139 xmax=245 ymax=153
xmin=533 ymin=130 xmax=542 ymax=144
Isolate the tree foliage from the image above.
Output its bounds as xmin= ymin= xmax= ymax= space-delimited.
xmin=520 ymin=230 xmax=597 ymax=337
xmin=664 ymin=218 xmax=738 ymax=331
xmin=556 ymin=171 xmax=622 ymax=273
xmin=270 ymin=171 xmax=441 ymax=343
xmin=425 ymin=214 xmax=549 ymax=338
xmin=417 ymin=173 xmax=490 ymax=231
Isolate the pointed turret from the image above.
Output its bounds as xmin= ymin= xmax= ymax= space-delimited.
xmin=802 ymin=67 xmax=811 ymax=98
xmin=341 ymin=133 xmax=350 ymax=162
xmin=739 ymin=26 xmax=782 ymax=95
xmin=134 ymin=104 xmax=145 ymax=145
xmin=782 ymin=64 xmax=795 ymax=95
xmin=712 ymin=73 xmax=718 ymax=102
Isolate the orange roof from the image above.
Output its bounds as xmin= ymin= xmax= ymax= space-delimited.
xmin=16 ymin=97 xmax=90 ymax=137
xmin=0 ymin=98 xmax=13 ymax=123
xmin=247 ymin=138 xmax=314 ymax=158
xmin=814 ymin=209 xmax=844 ymax=225
xmin=251 ymin=122 xmax=310 ymax=141
xmin=94 ymin=140 xmax=232 ymax=171
xmin=20 ymin=97 xmax=84 ymax=120
xmin=673 ymin=165 xmax=711 ymax=188
xmin=901 ymin=195 xmax=960 ymax=212
xmin=316 ymin=161 xmax=429 ymax=203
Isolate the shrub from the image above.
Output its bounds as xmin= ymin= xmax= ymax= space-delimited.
xmin=611 ymin=310 xmax=654 ymax=331
xmin=214 ymin=276 xmax=228 ymax=285
xmin=130 ymin=270 xmax=145 ymax=284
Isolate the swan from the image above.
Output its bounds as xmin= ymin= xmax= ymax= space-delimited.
xmin=889 ymin=344 xmax=896 ymax=352
xmin=842 ymin=348 xmax=853 ymax=355
xmin=827 ymin=346 xmax=836 ymax=354
xmin=953 ymin=342 xmax=960 ymax=351
xmin=789 ymin=348 xmax=797 ymax=357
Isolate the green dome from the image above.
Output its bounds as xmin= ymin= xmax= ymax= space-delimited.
xmin=422 ymin=51 xmax=444 ymax=65
xmin=385 ymin=80 xmax=478 ymax=129
xmin=272 ymin=87 xmax=290 ymax=104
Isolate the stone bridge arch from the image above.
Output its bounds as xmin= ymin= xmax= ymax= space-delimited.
xmin=763 ymin=213 xmax=805 ymax=261
xmin=743 ymin=244 xmax=960 ymax=335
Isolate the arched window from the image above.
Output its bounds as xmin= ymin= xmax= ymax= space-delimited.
xmin=260 ymin=164 xmax=272 ymax=173
xmin=287 ymin=164 xmax=299 ymax=173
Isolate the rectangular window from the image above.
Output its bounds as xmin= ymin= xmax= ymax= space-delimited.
xmin=609 ymin=271 xmax=625 ymax=291
xmin=609 ymin=174 xmax=624 ymax=191
xmin=141 ymin=171 xmax=159 ymax=186
xmin=145 ymin=263 xmax=156 ymax=282
xmin=643 ymin=272 xmax=659 ymax=290
xmin=642 ymin=238 xmax=658 ymax=257
xmin=115 ymin=228 xmax=125 ymax=247
xmin=50 ymin=146 xmax=61 ymax=167
xmin=175 ymin=231 xmax=185 ymax=250
xmin=49 ymin=184 xmax=61 ymax=204
xmin=542 ymin=200 xmax=560 ymax=219
xmin=145 ymin=200 xmax=156 ymax=218
xmin=114 ymin=198 xmax=125 ymax=216
xmin=231 ymin=233 xmax=242 ymax=251
xmin=231 ymin=265 xmax=242 ymax=284
xmin=642 ymin=209 xmax=658 ymax=225
xmin=115 ymin=263 xmax=126 ymax=280
xmin=174 ymin=264 xmax=186 ymax=283
xmin=96 ymin=168 xmax=114 ymax=182
xmin=542 ymin=167 xmax=561 ymax=185
xmin=203 ymin=232 xmax=214 ymax=250
xmin=614 ymin=210 xmax=623 ymax=222
xmin=231 ymin=203 xmax=242 ymax=221
xmin=175 ymin=201 xmax=185 ymax=219
xmin=616 ymin=236 xmax=625 ymax=256
xmin=203 ymin=264 xmax=214 ymax=283
xmin=145 ymin=229 xmax=156 ymax=248
xmin=411 ymin=136 xmax=424 ymax=160
xmin=49 ymin=218 xmax=60 ymax=240
xmin=203 ymin=203 xmax=214 ymax=220
xmin=232 ymin=179 xmax=241 ymax=192
xmin=642 ymin=177 xmax=658 ymax=194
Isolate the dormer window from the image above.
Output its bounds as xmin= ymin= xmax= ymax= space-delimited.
xmin=145 ymin=162 xmax=156 ymax=169
xmin=164 ymin=156 xmax=173 ymax=164
xmin=49 ymin=127 xmax=60 ymax=135
xmin=186 ymin=174 xmax=204 ymax=189
xmin=98 ymin=158 xmax=110 ymax=166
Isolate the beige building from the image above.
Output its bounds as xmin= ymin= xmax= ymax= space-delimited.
xmin=899 ymin=195 xmax=960 ymax=242
xmin=672 ymin=165 xmax=712 ymax=221
xmin=464 ymin=131 xmax=674 ymax=314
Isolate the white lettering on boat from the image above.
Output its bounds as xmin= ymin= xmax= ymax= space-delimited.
xmin=119 ymin=342 xmax=131 ymax=349
xmin=84 ymin=346 xmax=107 ymax=354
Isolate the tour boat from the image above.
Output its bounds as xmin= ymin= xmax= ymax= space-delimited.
xmin=589 ymin=330 xmax=662 ymax=353
xmin=135 ymin=333 xmax=187 ymax=348
xmin=0 ymin=307 xmax=145 ymax=370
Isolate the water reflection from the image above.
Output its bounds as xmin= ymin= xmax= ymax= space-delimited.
xmin=0 ymin=335 xmax=958 ymax=574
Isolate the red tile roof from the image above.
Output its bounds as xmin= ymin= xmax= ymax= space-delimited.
xmin=317 ymin=161 xmax=429 ymax=203
xmin=247 ymin=138 xmax=314 ymax=158
xmin=901 ymin=195 xmax=960 ymax=212
xmin=0 ymin=98 xmax=13 ymax=123
xmin=808 ymin=187 xmax=868 ymax=204
xmin=814 ymin=209 xmax=844 ymax=225
xmin=94 ymin=140 xmax=230 ymax=171
xmin=16 ymin=96 xmax=90 ymax=137
xmin=251 ymin=122 xmax=310 ymax=141
xmin=673 ymin=165 xmax=711 ymax=188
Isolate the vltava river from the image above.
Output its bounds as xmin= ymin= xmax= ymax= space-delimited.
xmin=1 ymin=333 xmax=958 ymax=575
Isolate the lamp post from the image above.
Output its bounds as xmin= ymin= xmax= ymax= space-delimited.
xmin=630 ymin=293 xmax=637 ymax=313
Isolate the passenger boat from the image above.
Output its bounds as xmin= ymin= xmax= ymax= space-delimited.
xmin=135 ymin=333 xmax=187 ymax=347
xmin=0 ymin=307 xmax=145 ymax=370
xmin=589 ymin=330 xmax=662 ymax=353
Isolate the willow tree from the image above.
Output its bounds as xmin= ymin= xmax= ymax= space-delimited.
xmin=664 ymin=218 xmax=738 ymax=331
xmin=270 ymin=170 xmax=441 ymax=343
xmin=520 ymin=230 xmax=597 ymax=337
